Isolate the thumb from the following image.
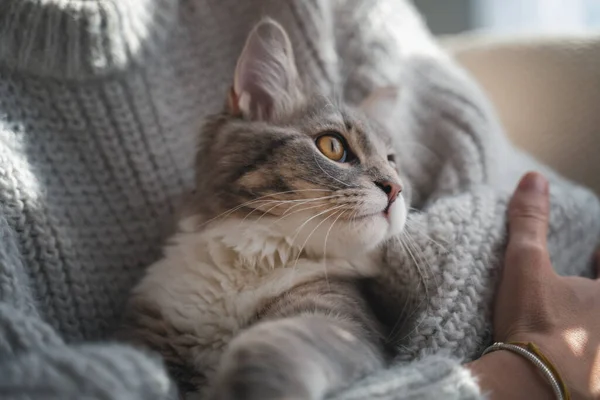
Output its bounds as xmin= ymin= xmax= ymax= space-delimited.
xmin=507 ymin=172 xmax=550 ymax=255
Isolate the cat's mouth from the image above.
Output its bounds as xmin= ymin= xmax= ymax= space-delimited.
xmin=350 ymin=195 xmax=406 ymax=236
xmin=353 ymin=198 xmax=401 ymax=222
xmin=383 ymin=204 xmax=393 ymax=217
xmin=350 ymin=212 xmax=380 ymax=221
xmin=350 ymin=208 xmax=390 ymax=222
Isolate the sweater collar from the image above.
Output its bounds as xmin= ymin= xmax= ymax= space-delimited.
xmin=0 ymin=0 xmax=178 ymax=80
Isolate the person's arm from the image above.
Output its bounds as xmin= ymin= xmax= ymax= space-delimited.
xmin=468 ymin=172 xmax=600 ymax=400
xmin=328 ymin=0 xmax=598 ymax=397
xmin=0 ymin=214 xmax=176 ymax=400
xmin=334 ymin=173 xmax=600 ymax=400
xmin=468 ymin=350 xmax=554 ymax=399
xmin=332 ymin=355 xmax=483 ymax=400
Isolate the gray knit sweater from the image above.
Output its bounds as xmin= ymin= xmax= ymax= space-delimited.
xmin=1 ymin=1 xmax=599 ymax=399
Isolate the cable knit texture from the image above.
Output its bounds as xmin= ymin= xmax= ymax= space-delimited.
xmin=0 ymin=0 xmax=178 ymax=79
xmin=0 ymin=0 xmax=598 ymax=399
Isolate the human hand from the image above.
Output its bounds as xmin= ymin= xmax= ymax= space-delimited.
xmin=470 ymin=172 xmax=600 ymax=400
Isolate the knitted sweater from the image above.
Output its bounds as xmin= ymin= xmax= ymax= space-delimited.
xmin=1 ymin=1 xmax=599 ymax=399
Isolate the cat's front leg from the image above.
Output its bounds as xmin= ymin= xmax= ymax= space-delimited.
xmin=209 ymin=315 xmax=386 ymax=400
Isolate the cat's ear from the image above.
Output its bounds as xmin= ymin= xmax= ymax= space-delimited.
xmin=228 ymin=18 xmax=303 ymax=121
xmin=359 ymin=87 xmax=400 ymax=130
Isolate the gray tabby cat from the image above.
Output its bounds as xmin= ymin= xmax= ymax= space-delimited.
xmin=121 ymin=18 xmax=412 ymax=400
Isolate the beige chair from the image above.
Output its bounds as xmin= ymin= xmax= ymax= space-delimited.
xmin=442 ymin=33 xmax=600 ymax=195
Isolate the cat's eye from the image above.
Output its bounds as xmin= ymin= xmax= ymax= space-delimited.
xmin=387 ymin=154 xmax=396 ymax=165
xmin=316 ymin=133 xmax=347 ymax=162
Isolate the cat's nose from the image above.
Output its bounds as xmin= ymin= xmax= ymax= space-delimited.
xmin=374 ymin=180 xmax=402 ymax=205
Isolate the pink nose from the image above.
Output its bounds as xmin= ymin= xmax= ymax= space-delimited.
xmin=374 ymin=180 xmax=402 ymax=205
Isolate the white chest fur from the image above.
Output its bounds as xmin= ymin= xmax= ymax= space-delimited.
xmin=132 ymin=218 xmax=379 ymax=375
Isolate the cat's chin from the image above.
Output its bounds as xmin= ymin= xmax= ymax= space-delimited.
xmin=344 ymin=195 xmax=408 ymax=252
xmin=385 ymin=195 xmax=407 ymax=238
xmin=273 ymin=195 xmax=407 ymax=259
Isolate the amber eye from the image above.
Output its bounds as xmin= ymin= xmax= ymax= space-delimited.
xmin=387 ymin=154 xmax=396 ymax=167
xmin=316 ymin=133 xmax=347 ymax=162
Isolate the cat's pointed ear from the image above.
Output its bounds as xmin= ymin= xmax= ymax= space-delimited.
xmin=228 ymin=18 xmax=303 ymax=121
xmin=360 ymin=87 xmax=400 ymax=129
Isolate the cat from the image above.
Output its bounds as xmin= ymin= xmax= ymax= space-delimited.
xmin=120 ymin=18 xmax=412 ymax=400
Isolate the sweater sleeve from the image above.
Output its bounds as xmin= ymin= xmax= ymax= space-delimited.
xmin=330 ymin=356 xmax=483 ymax=400
xmin=0 ymin=211 xmax=482 ymax=400
xmin=327 ymin=2 xmax=597 ymax=400
xmin=332 ymin=0 xmax=444 ymax=104
xmin=0 ymin=0 xmax=178 ymax=80
xmin=0 ymin=215 xmax=177 ymax=400
xmin=0 ymin=0 xmax=182 ymax=395
xmin=324 ymin=2 xmax=485 ymax=399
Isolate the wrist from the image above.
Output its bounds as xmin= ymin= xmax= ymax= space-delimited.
xmin=467 ymin=350 xmax=555 ymax=400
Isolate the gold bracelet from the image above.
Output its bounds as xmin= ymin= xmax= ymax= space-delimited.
xmin=481 ymin=341 xmax=570 ymax=400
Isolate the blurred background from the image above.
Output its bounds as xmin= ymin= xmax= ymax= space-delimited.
xmin=413 ymin=0 xmax=600 ymax=35
xmin=411 ymin=0 xmax=600 ymax=195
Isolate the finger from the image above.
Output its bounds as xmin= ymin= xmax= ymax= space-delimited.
xmin=507 ymin=172 xmax=550 ymax=250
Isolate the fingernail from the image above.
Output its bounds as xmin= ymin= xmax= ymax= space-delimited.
xmin=518 ymin=172 xmax=549 ymax=194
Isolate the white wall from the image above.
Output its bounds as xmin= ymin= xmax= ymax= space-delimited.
xmin=474 ymin=0 xmax=591 ymax=34
xmin=415 ymin=0 xmax=600 ymax=35
xmin=412 ymin=0 xmax=473 ymax=34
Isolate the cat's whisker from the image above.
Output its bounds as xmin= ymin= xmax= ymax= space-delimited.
xmin=322 ymin=210 xmax=347 ymax=291
xmin=252 ymin=196 xmax=341 ymax=222
xmin=130 ymin=15 xmax=440 ymax=394
xmin=225 ymin=195 xmax=345 ymax=229
xmin=290 ymin=205 xmax=347 ymax=252
xmin=418 ymin=234 xmax=449 ymax=253
xmin=394 ymin=296 xmax=430 ymax=343
xmin=253 ymin=195 xmax=347 ymax=226
xmin=236 ymin=200 xmax=294 ymax=226
xmin=404 ymin=236 xmax=431 ymax=298
xmin=272 ymin=194 xmax=342 ymax=203
xmin=263 ymin=195 xmax=346 ymax=211
xmin=385 ymin=237 xmax=411 ymax=343
xmin=387 ymin=297 xmax=426 ymax=344
xmin=386 ymin=236 xmax=425 ymax=344
xmin=405 ymin=219 xmax=449 ymax=252
xmin=386 ymin=287 xmax=415 ymax=344
xmin=280 ymin=199 xmax=321 ymax=216
xmin=252 ymin=201 xmax=292 ymax=223
xmin=351 ymin=201 xmax=367 ymax=227
xmin=196 ymin=189 xmax=337 ymax=228
xmin=387 ymin=233 xmax=430 ymax=344
xmin=270 ymin=203 xmax=332 ymax=226
xmin=404 ymin=233 xmax=431 ymax=281
xmin=221 ymin=199 xmax=286 ymax=225
xmin=288 ymin=205 xmax=348 ymax=285
xmin=299 ymin=176 xmax=342 ymax=191
xmin=313 ymin=152 xmax=353 ymax=188
xmin=290 ymin=205 xmax=346 ymax=247
xmin=255 ymin=195 xmax=345 ymax=225
xmin=391 ymin=256 xmax=433 ymax=343
xmin=239 ymin=200 xmax=289 ymax=225
xmin=396 ymin=140 xmax=442 ymax=164
xmin=404 ymin=230 xmax=440 ymax=292
xmin=347 ymin=207 xmax=360 ymax=231
xmin=352 ymin=210 xmax=361 ymax=229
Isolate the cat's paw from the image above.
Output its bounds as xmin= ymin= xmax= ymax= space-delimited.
xmin=209 ymin=343 xmax=316 ymax=400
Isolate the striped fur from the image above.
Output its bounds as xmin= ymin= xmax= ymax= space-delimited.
xmin=120 ymin=19 xmax=411 ymax=400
